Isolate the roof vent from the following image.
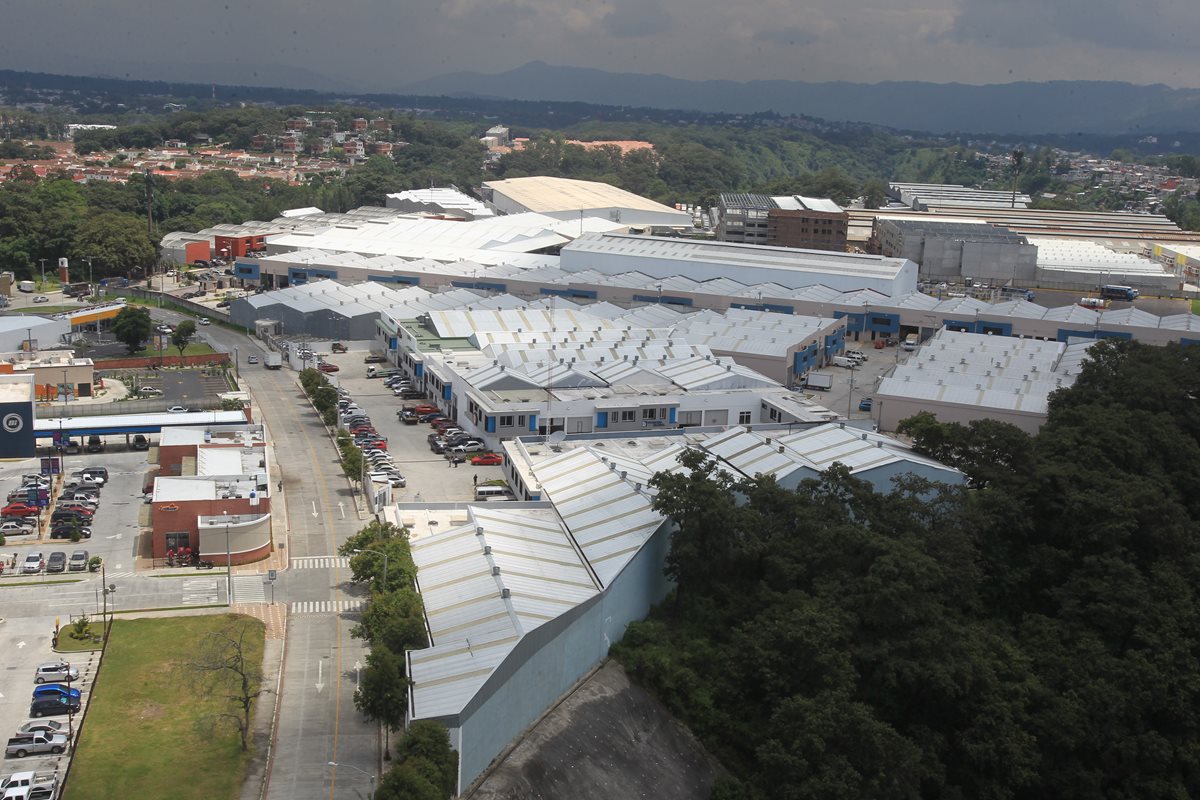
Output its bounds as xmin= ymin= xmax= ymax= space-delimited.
xmin=501 ymin=588 xmax=511 ymax=599
xmin=483 ymin=545 xmax=492 ymax=555
xmin=861 ymin=433 xmax=868 ymax=440
xmin=492 ymin=566 xmax=500 ymax=576
xmin=778 ymin=445 xmax=785 ymax=454
xmin=620 ymin=470 xmax=627 ymax=480
xmin=476 ymin=526 xmax=484 ymax=535
xmin=634 ymin=482 xmax=642 ymax=492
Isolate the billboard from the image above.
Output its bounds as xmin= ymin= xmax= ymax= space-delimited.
xmin=0 ymin=400 xmax=35 ymax=459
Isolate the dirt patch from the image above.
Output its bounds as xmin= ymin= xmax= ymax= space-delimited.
xmin=468 ymin=660 xmax=723 ymax=800
xmin=137 ymin=703 xmax=165 ymax=721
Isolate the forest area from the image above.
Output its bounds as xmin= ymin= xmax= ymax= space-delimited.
xmin=614 ymin=339 xmax=1200 ymax=800
xmin=2 ymin=100 xmax=1199 ymax=281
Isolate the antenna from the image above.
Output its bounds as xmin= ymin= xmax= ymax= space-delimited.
xmin=548 ymin=430 xmax=567 ymax=450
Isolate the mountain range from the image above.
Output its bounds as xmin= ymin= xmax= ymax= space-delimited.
xmin=399 ymin=61 xmax=1200 ymax=136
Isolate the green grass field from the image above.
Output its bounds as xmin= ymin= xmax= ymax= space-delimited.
xmin=66 ymin=614 xmax=265 ymax=800
xmin=1191 ymin=299 xmax=1200 ymax=315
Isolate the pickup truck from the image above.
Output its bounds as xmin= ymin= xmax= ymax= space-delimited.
xmin=5 ymin=734 xmax=67 ymax=758
xmin=331 ymin=342 xmax=348 ymax=353
xmin=0 ymin=772 xmax=57 ymax=800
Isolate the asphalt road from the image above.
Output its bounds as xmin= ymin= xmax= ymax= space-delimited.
xmin=146 ymin=307 xmax=378 ymax=800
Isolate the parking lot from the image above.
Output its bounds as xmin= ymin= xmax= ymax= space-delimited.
xmin=0 ymin=613 xmax=100 ymax=791
xmin=310 ymin=353 xmax=505 ymax=502
xmin=96 ymin=367 xmax=231 ymax=408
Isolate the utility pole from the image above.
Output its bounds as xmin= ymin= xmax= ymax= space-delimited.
xmin=38 ymin=259 xmax=46 ymax=288
xmin=144 ymin=168 xmax=154 ymax=239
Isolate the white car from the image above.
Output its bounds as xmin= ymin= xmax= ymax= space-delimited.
xmin=22 ymin=553 xmax=43 ymax=574
xmin=32 ymin=295 xmax=49 ymax=304
xmin=33 ymin=661 xmax=79 ymax=684
xmin=197 ymin=317 xmax=211 ymax=326
xmin=167 ymin=406 xmax=188 ymax=413
xmin=0 ymin=521 xmax=33 ymax=535
xmin=247 ymin=355 xmax=259 ymax=364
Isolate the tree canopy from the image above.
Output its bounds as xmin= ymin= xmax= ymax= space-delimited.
xmin=110 ymin=305 xmax=153 ymax=354
xmin=614 ymin=338 xmax=1200 ymax=799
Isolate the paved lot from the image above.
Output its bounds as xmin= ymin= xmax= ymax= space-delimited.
xmin=323 ymin=354 xmax=504 ymax=501
xmin=96 ymin=367 xmax=230 ymax=407
xmin=0 ymin=616 xmax=98 ymax=784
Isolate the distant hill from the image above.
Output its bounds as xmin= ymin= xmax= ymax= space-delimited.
xmin=400 ymin=61 xmax=1200 ymax=136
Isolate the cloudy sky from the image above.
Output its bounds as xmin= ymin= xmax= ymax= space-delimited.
xmin=1 ymin=0 xmax=1197 ymax=91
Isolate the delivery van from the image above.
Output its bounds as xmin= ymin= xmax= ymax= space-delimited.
xmin=17 ymin=281 xmax=35 ymax=293
xmin=902 ymin=333 xmax=920 ymax=351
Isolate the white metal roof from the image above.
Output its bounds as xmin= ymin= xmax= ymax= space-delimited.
xmin=484 ymin=176 xmax=689 ymax=218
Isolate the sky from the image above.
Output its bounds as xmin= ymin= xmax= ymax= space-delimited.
xmin=1 ymin=0 xmax=1198 ymax=91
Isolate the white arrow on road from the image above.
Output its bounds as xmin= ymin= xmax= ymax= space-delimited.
xmin=311 ymin=501 xmax=318 ymax=518
xmin=315 ymin=660 xmax=324 ymax=694
xmin=106 ymin=533 xmax=122 ymax=540
xmin=338 ymin=502 xmax=345 ymax=520
xmin=16 ymin=641 xmax=25 ymax=649
xmin=354 ymin=659 xmax=362 ymax=686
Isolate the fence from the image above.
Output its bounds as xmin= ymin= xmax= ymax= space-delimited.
xmin=94 ymin=353 xmax=231 ymax=370
xmin=38 ymin=396 xmax=229 ymax=417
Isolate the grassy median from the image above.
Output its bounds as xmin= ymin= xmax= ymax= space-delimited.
xmin=67 ymin=614 xmax=265 ymax=800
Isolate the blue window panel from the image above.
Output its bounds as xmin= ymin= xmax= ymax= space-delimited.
xmin=528 ymin=415 xmax=538 ymax=432
xmin=763 ymin=303 xmax=795 ymax=314
xmin=1182 ymin=338 xmax=1200 ymax=347
xmin=485 ymin=416 xmax=496 ymax=433
xmin=388 ymin=337 xmax=398 ymax=350
xmin=414 ymin=363 xmax=424 ymax=378
xmin=234 ymin=261 xmax=260 ymax=280
xmin=442 ymin=384 xmax=452 ymax=401
xmin=287 ymin=269 xmax=308 ymax=285
xmin=1097 ymin=330 xmax=1132 ymax=341
xmin=368 ymin=274 xmax=419 ymax=285
xmin=540 ymin=287 xmax=598 ymax=299
xmin=944 ymin=319 xmax=977 ymax=333
xmin=978 ymin=322 xmax=1013 ymax=337
xmin=596 ymin=411 xmax=608 ymax=429
xmin=529 ymin=493 xmax=541 ymax=501
xmin=668 ymin=407 xmax=677 ymax=424
xmin=631 ymin=294 xmax=694 ymax=306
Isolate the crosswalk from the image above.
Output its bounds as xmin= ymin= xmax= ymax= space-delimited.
xmin=232 ymin=575 xmax=266 ymax=604
xmin=104 ymin=570 xmax=136 ymax=581
xmin=290 ymin=600 xmax=364 ymax=615
xmin=290 ymin=556 xmax=350 ymax=570
xmin=182 ymin=577 xmax=220 ymax=605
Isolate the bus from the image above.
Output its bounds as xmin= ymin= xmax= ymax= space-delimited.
xmin=1099 ymin=284 xmax=1139 ymax=301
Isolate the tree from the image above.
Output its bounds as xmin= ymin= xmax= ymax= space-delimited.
xmin=354 ymin=644 xmax=409 ymax=746
xmin=111 ymin=305 xmax=153 ymax=354
xmin=1010 ymin=148 xmax=1026 ymax=209
xmin=861 ymin=178 xmax=887 ymax=209
xmin=70 ymin=212 xmax=156 ymax=278
xmin=394 ymin=721 xmax=458 ymax=798
xmin=184 ymin=618 xmax=266 ymax=752
xmin=170 ymin=320 xmax=196 ymax=357
xmin=352 ymin=586 xmax=427 ymax=652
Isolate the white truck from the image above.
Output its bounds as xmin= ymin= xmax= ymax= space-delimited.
xmin=803 ymin=373 xmax=834 ymax=391
xmin=263 ymin=353 xmax=282 ymax=370
xmin=16 ymin=281 xmax=35 ymax=293
xmin=0 ymin=771 xmax=57 ymax=800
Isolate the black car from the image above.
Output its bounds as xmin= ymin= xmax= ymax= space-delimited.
xmin=131 ymin=434 xmax=149 ymax=450
xmin=50 ymin=526 xmax=91 ymax=540
xmin=45 ymin=552 xmax=67 ymax=573
xmin=30 ymin=696 xmax=80 ymax=717
xmin=86 ymin=436 xmax=104 ymax=453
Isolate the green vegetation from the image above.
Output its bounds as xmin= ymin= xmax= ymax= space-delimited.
xmin=110 ymin=305 xmax=152 ymax=354
xmin=134 ymin=341 xmax=216 ymax=358
xmin=169 ymin=319 xmax=197 ymax=357
xmin=68 ymin=614 xmax=265 ymax=800
xmin=336 ymin=521 xmax=451 ymax=796
xmin=614 ymin=339 xmax=1200 ymax=799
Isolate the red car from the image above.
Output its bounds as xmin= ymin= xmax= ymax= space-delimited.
xmin=360 ymin=441 xmax=388 ymax=451
xmin=56 ymin=504 xmax=95 ymax=516
xmin=318 ymin=362 xmax=340 ymax=373
xmin=1 ymin=502 xmax=39 ymax=517
xmin=471 ymin=453 xmax=503 ymax=466
xmin=413 ymin=404 xmax=439 ymax=415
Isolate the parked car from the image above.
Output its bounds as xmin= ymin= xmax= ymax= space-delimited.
xmin=82 ymin=467 xmax=108 ymax=481
xmin=197 ymin=317 xmax=211 ymax=326
xmin=33 ymin=662 xmax=79 ymax=685
xmin=16 ymin=720 xmax=66 ymax=736
xmin=2 ymin=503 xmax=39 ymax=518
xmin=50 ymin=526 xmax=92 ymax=540
xmin=471 ymin=453 xmax=504 ymax=466
xmin=6 ymin=732 xmax=68 ymax=758
xmin=31 ymin=685 xmax=81 ymax=701
xmin=0 ymin=521 xmax=34 ymax=535
xmin=68 ymin=551 xmax=89 ymax=572
xmin=85 ymin=436 xmax=104 ymax=453
xmin=450 ymin=442 xmax=487 ymax=453
xmin=317 ymin=362 xmax=340 ymax=373
xmin=363 ymin=354 xmax=386 ymax=364
xmin=29 ymin=696 xmax=79 ymax=718
xmin=62 ymin=440 xmax=82 ymax=454
xmin=44 ymin=552 xmax=67 ymax=573
xmin=858 ymin=397 xmax=874 ymax=412
xmin=131 ymin=434 xmax=149 ymax=450
xmin=32 ymin=295 xmax=48 ymax=304
xmin=247 ymin=355 xmax=259 ymax=364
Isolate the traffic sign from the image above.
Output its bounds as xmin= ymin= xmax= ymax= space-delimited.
xmin=267 ymin=569 xmax=277 ymax=582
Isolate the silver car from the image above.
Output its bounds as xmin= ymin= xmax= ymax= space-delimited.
xmin=33 ymin=661 xmax=79 ymax=684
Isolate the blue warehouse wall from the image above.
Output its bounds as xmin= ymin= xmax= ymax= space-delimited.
xmin=452 ymin=524 xmax=674 ymax=793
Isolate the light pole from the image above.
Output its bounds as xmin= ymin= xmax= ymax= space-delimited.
xmin=223 ymin=512 xmax=233 ymax=604
xmin=846 ymin=360 xmax=856 ymax=420
xmin=327 ymin=761 xmax=374 ymax=799
xmin=38 ymin=259 xmax=46 ymax=288
xmin=62 ymin=369 xmax=69 ymax=407
xmin=353 ymin=548 xmax=389 ymax=591
xmin=84 ymin=256 xmax=93 ymax=298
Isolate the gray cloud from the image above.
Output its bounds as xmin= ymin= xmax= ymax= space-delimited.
xmin=752 ymin=27 xmax=820 ymax=47
xmin=602 ymin=0 xmax=672 ymax=38
xmin=0 ymin=0 xmax=1195 ymax=91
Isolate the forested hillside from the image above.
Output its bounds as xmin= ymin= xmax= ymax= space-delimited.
xmin=614 ymin=339 xmax=1200 ymax=800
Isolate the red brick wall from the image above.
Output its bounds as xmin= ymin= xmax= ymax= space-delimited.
xmin=93 ymin=353 xmax=231 ymax=370
xmin=151 ymin=496 xmax=271 ymax=558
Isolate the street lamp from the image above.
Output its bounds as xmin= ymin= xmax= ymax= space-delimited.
xmin=223 ymin=511 xmax=233 ymax=604
xmin=84 ymin=256 xmax=93 ymax=298
xmin=38 ymin=259 xmax=46 ymax=288
xmin=62 ymin=369 xmax=69 ymax=407
xmin=327 ymin=761 xmax=374 ymax=799
xmin=353 ymin=548 xmax=389 ymax=591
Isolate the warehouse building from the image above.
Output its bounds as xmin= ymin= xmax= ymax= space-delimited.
xmin=481 ymin=176 xmax=692 ymax=228
xmin=560 ymin=232 xmax=918 ymax=295
xmin=384 ymin=187 xmax=494 ymax=219
xmin=873 ymin=218 xmax=1038 ymax=284
xmin=1031 ymin=238 xmax=1179 ymax=292
xmin=887 ymin=182 xmax=1031 ymax=211
xmin=873 ymin=329 xmax=1091 ymax=433
xmin=717 ymin=193 xmax=848 ymax=251
xmin=396 ymin=423 xmax=963 ymax=793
